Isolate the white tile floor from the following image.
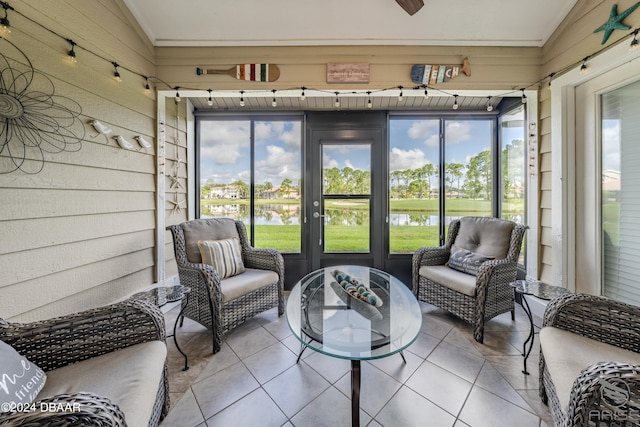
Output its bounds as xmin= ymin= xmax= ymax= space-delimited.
xmin=159 ymin=298 xmax=553 ymax=427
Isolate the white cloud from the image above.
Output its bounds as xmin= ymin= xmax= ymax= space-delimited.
xmin=200 ymin=121 xmax=249 ymax=164
xmin=389 ymin=147 xmax=429 ymax=171
xmin=255 ymin=145 xmax=301 ymax=184
xmin=408 ymin=120 xmax=439 ymax=147
xmin=445 ymin=121 xmax=472 ymax=145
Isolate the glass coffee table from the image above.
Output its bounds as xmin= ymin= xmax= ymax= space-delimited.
xmin=286 ymin=265 xmax=422 ymax=426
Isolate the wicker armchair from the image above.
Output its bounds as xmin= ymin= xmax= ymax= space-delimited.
xmin=412 ymin=216 xmax=527 ymax=343
xmin=539 ymin=293 xmax=640 ymax=427
xmin=0 ymin=299 xmax=169 ymax=427
xmin=167 ymin=218 xmax=284 ymax=353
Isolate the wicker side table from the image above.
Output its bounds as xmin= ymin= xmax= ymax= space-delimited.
xmin=510 ymin=280 xmax=569 ymax=375
xmin=130 ymin=285 xmax=191 ymax=371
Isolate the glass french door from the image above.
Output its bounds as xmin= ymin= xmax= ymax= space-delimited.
xmin=307 ymin=113 xmax=387 ymax=271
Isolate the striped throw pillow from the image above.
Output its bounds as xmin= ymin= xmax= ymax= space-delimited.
xmin=197 ymin=238 xmax=245 ymax=279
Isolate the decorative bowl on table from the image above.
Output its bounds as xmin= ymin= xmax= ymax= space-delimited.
xmin=329 ymin=269 xmax=383 ymax=320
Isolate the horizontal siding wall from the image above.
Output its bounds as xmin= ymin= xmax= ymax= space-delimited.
xmin=155 ymin=45 xmax=542 ymax=92
xmin=537 ymin=0 xmax=640 ymax=283
xmin=0 ymin=0 xmax=158 ymax=321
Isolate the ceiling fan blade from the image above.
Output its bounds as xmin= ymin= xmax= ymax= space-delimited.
xmin=395 ymin=0 xmax=424 ymax=16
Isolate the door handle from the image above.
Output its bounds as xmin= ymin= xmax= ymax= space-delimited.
xmin=313 ymin=211 xmax=324 ymax=245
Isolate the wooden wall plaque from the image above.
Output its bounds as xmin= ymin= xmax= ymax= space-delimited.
xmin=326 ymin=63 xmax=370 ymax=83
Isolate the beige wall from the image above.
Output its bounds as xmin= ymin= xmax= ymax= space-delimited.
xmin=0 ymin=0 xmax=181 ymax=322
xmin=537 ymin=0 xmax=640 ymax=283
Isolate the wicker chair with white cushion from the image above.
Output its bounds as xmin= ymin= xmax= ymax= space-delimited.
xmin=167 ymin=218 xmax=284 ymax=353
xmin=0 ymin=300 xmax=169 ymax=427
xmin=539 ymin=293 xmax=640 ymax=427
xmin=412 ymin=216 xmax=527 ymax=343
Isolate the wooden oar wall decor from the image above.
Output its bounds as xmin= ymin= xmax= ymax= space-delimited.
xmin=196 ymin=64 xmax=280 ymax=82
xmin=410 ymin=57 xmax=471 ymax=85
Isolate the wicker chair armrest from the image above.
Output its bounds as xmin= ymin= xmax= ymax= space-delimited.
xmin=243 ymin=247 xmax=285 ymax=278
xmin=413 ymin=246 xmax=450 ymax=267
xmin=473 ymin=259 xmax=517 ymax=294
xmin=565 ymin=361 xmax=640 ymax=426
xmin=543 ymin=293 xmax=640 ymax=353
xmin=0 ymin=392 xmax=126 ymax=427
xmin=0 ymin=300 xmax=166 ymax=372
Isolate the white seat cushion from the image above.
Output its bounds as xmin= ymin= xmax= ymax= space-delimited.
xmin=221 ymin=268 xmax=279 ymax=302
xmin=540 ymin=327 xmax=640 ymax=411
xmin=419 ymin=265 xmax=477 ymax=296
xmin=37 ymin=341 xmax=166 ymax=427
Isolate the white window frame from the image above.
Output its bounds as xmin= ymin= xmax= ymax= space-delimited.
xmin=551 ymin=40 xmax=640 ymax=293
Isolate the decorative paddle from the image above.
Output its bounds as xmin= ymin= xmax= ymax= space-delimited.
xmin=410 ymin=57 xmax=471 ymax=85
xmin=196 ymin=64 xmax=280 ymax=82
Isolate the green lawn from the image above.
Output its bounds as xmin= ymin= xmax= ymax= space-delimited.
xmin=206 ymin=197 xmax=524 ymax=252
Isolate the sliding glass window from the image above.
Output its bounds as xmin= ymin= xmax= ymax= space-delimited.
xmin=197 ymin=116 xmax=303 ymax=253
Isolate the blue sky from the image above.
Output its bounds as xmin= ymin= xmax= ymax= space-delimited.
xmin=199 ymin=118 xmax=523 ymax=187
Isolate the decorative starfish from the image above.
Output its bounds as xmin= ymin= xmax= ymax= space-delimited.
xmin=594 ymin=2 xmax=640 ymax=44
xmin=168 ymin=193 xmax=186 ymax=215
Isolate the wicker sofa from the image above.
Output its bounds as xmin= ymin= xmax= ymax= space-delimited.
xmin=0 ymin=300 xmax=169 ymax=427
xmin=539 ymin=293 xmax=640 ymax=427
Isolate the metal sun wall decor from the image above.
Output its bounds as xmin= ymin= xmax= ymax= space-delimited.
xmin=0 ymin=36 xmax=84 ymax=174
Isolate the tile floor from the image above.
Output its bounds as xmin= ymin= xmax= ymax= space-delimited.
xmin=159 ymin=297 xmax=554 ymax=427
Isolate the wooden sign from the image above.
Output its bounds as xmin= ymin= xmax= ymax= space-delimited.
xmin=410 ymin=57 xmax=471 ymax=85
xmin=327 ymin=63 xmax=370 ymax=83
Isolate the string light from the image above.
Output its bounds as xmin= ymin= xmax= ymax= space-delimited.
xmin=271 ymin=89 xmax=277 ymax=107
xmin=144 ymin=76 xmax=151 ymax=92
xmin=486 ymin=96 xmax=493 ymax=112
xmin=520 ymin=88 xmax=527 ymax=104
xmin=547 ymin=73 xmax=555 ymax=91
xmin=66 ymin=39 xmax=77 ymax=63
xmin=239 ymin=90 xmax=245 ymax=107
xmin=1 ymin=2 xmax=12 ymax=33
xmin=112 ymin=62 xmax=122 ymax=82
xmin=300 ymin=87 xmax=306 ymax=101
xmin=334 ymin=91 xmax=340 ymax=108
xmin=630 ymin=29 xmax=639 ymax=50
xmin=207 ymin=89 xmax=213 ymax=106
xmin=580 ymin=57 xmax=590 ymax=74
xmin=5 ymin=1 xmax=640 ymax=115
xmin=175 ymin=87 xmax=181 ymax=103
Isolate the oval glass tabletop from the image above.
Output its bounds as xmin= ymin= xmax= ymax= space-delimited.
xmin=286 ymin=265 xmax=422 ymax=361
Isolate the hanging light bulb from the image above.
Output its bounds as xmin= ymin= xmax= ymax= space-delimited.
xmin=1 ymin=2 xmax=12 ymax=33
xmin=452 ymin=95 xmax=459 ymax=110
xmin=239 ymin=90 xmax=245 ymax=107
xmin=580 ymin=57 xmax=589 ymax=75
xmin=112 ymin=62 xmax=122 ymax=82
xmin=271 ymin=89 xmax=277 ymax=107
xmin=334 ymin=92 xmax=340 ymax=108
xmin=521 ymin=89 xmax=527 ymax=104
xmin=66 ymin=39 xmax=77 ymax=63
xmin=144 ymin=77 xmax=151 ymax=93
xmin=423 ymin=86 xmax=428 ymax=97
xmin=397 ymin=86 xmax=404 ymax=102
xmin=300 ymin=87 xmax=306 ymax=101
xmin=367 ymin=91 xmax=373 ymax=109
xmin=486 ymin=96 xmax=493 ymax=112
xmin=175 ymin=87 xmax=181 ymax=103
xmin=630 ymin=29 xmax=639 ymax=50
xmin=547 ymin=73 xmax=555 ymax=92
xmin=207 ymin=89 xmax=213 ymax=106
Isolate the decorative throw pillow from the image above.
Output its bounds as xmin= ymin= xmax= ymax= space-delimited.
xmin=448 ymin=246 xmax=494 ymax=276
xmin=0 ymin=340 xmax=47 ymax=406
xmin=197 ymin=237 xmax=245 ymax=279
